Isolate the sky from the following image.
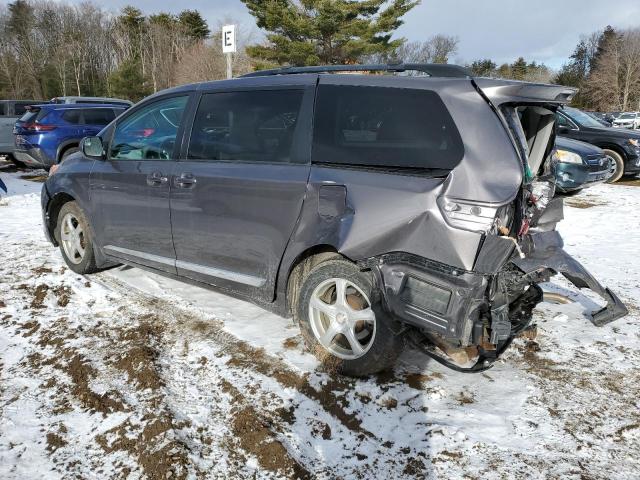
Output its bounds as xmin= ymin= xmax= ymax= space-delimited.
xmin=47 ymin=0 xmax=640 ymax=69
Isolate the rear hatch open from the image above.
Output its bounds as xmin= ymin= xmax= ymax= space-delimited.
xmin=474 ymin=78 xmax=628 ymax=326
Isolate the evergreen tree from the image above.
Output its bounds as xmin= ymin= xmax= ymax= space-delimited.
xmin=178 ymin=10 xmax=210 ymax=40
xmin=469 ymin=59 xmax=497 ymax=77
xmin=108 ymin=59 xmax=151 ymax=101
xmin=510 ymin=57 xmax=528 ymax=80
xmin=240 ymin=0 xmax=419 ymax=66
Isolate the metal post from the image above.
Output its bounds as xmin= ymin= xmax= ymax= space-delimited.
xmin=226 ymin=53 xmax=232 ymax=80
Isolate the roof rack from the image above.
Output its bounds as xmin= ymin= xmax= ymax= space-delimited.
xmin=241 ymin=63 xmax=473 ymax=79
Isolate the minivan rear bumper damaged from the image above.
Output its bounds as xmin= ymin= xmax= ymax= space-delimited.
xmin=363 ymin=230 xmax=627 ymax=370
xmin=512 ymin=230 xmax=628 ymax=326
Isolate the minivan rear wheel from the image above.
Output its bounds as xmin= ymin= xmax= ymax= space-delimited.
xmin=295 ymin=259 xmax=402 ymax=376
xmin=603 ymin=149 xmax=625 ymax=183
xmin=56 ymin=201 xmax=99 ymax=274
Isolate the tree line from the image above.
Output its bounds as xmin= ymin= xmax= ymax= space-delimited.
xmin=1 ymin=0 xmax=639 ymax=112
xmin=0 ymin=1 xmax=252 ymax=101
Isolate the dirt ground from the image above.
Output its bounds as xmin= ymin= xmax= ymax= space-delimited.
xmin=1 ymin=164 xmax=639 ymax=479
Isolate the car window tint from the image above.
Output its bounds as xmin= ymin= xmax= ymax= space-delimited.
xmin=110 ymin=96 xmax=188 ymax=161
xmin=62 ymin=110 xmax=82 ymax=124
xmin=187 ymin=90 xmax=304 ymax=163
xmin=312 ymin=85 xmax=464 ymax=170
xmin=557 ymin=114 xmax=570 ymax=128
xmin=13 ymin=103 xmax=32 ymax=116
xmin=83 ymin=108 xmax=116 ymax=125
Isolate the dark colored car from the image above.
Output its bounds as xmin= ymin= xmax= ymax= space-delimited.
xmin=554 ymin=137 xmax=612 ymax=193
xmin=585 ymin=111 xmax=612 ymax=127
xmin=41 ymin=64 xmax=627 ymax=376
xmin=13 ymin=103 xmax=128 ymax=169
xmin=556 ymin=106 xmax=640 ymax=182
xmin=0 ymin=100 xmax=40 ymax=164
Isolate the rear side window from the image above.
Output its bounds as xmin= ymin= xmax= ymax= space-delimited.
xmin=187 ymin=90 xmax=304 ymax=163
xmin=14 ymin=102 xmax=33 ymax=116
xmin=19 ymin=109 xmax=47 ymax=123
xmin=312 ymin=85 xmax=464 ymax=170
xmin=62 ymin=110 xmax=82 ymax=124
xmin=83 ymin=108 xmax=116 ymax=125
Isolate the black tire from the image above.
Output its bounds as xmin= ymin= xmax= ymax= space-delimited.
xmin=5 ymin=154 xmax=26 ymax=169
xmin=60 ymin=147 xmax=80 ymax=163
xmin=55 ymin=201 xmax=99 ymax=274
xmin=294 ymin=258 xmax=403 ymax=376
xmin=603 ymin=149 xmax=625 ymax=183
xmin=559 ymin=188 xmax=583 ymax=197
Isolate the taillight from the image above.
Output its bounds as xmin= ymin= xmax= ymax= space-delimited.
xmin=22 ymin=123 xmax=56 ymax=132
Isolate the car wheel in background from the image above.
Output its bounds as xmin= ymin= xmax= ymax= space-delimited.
xmin=60 ymin=147 xmax=80 ymax=163
xmin=7 ymin=154 xmax=26 ymax=169
xmin=603 ymin=149 xmax=625 ymax=183
xmin=55 ymin=201 xmax=99 ymax=275
xmin=295 ymin=258 xmax=403 ymax=376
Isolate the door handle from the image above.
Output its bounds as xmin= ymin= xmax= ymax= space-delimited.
xmin=175 ymin=172 xmax=196 ymax=188
xmin=146 ymin=171 xmax=168 ymax=186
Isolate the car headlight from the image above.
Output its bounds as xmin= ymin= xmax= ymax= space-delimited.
xmin=554 ymin=149 xmax=583 ymax=164
xmin=628 ymin=138 xmax=639 ymax=147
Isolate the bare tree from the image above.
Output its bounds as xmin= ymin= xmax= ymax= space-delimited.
xmin=586 ymin=28 xmax=640 ymax=111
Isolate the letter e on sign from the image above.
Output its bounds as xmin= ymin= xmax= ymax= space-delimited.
xmin=222 ymin=25 xmax=236 ymax=54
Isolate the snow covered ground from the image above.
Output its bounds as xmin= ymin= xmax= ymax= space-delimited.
xmin=0 ymin=163 xmax=639 ymax=479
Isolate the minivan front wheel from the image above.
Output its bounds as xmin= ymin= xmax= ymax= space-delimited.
xmin=56 ymin=201 xmax=98 ymax=274
xmin=295 ymin=259 xmax=402 ymax=376
xmin=604 ymin=149 xmax=625 ymax=183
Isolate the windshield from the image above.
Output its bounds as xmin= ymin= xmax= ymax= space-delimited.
xmin=564 ymin=107 xmax=605 ymax=128
xmin=619 ymin=113 xmax=636 ymax=119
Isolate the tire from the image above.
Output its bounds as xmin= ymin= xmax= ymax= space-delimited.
xmin=603 ymin=149 xmax=625 ymax=183
xmin=559 ymin=188 xmax=583 ymax=197
xmin=55 ymin=201 xmax=99 ymax=274
xmin=7 ymin=155 xmax=26 ymax=169
xmin=294 ymin=258 xmax=403 ymax=376
xmin=60 ymin=147 xmax=80 ymax=163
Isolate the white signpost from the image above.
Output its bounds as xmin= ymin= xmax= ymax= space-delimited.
xmin=222 ymin=24 xmax=236 ymax=80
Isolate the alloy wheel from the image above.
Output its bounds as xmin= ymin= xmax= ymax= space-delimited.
xmin=308 ymin=277 xmax=376 ymax=360
xmin=60 ymin=213 xmax=86 ymax=265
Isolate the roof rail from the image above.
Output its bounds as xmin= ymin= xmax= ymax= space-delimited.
xmin=241 ymin=63 xmax=473 ymax=79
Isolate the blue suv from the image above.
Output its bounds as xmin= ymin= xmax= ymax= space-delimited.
xmin=13 ymin=103 xmax=128 ymax=169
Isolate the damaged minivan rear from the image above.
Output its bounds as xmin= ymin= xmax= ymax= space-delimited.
xmin=281 ymin=68 xmax=628 ymax=375
xmin=42 ymin=63 xmax=628 ymax=377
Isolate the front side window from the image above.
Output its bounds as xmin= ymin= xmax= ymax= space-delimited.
xmin=110 ymin=96 xmax=188 ymax=161
xmin=312 ymin=85 xmax=464 ymax=170
xmin=187 ymin=90 xmax=304 ymax=163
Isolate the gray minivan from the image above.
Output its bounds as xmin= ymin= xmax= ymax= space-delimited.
xmin=41 ymin=64 xmax=627 ymax=375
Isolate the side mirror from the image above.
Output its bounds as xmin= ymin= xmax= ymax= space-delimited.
xmin=81 ymin=136 xmax=104 ymax=159
xmin=557 ymin=126 xmax=570 ymax=135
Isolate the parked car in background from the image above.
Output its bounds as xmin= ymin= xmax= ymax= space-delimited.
xmin=50 ymin=96 xmax=133 ymax=108
xmin=0 ymin=99 xmax=40 ymax=166
xmin=41 ymin=64 xmax=627 ymax=376
xmin=554 ymin=137 xmax=612 ymax=193
xmin=13 ymin=103 xmax=127 ymax=169
xmin=612 ymin=111 xmax=640 ymax=130
xmin=585 ymin=111 xmax=612 ymax=127
xmin=556 ymin=106 xmax=640 ymax=182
